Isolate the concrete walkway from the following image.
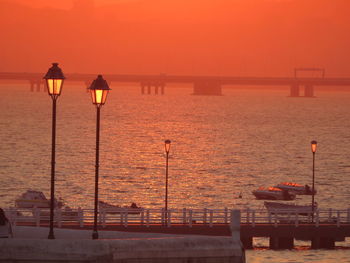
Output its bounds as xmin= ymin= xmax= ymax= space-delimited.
xmin=0 ymin=226 xmax=245 ymax=263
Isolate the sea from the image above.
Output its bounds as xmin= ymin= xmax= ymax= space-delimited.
xmin=0 ymin=82 xmax=350 ymax=262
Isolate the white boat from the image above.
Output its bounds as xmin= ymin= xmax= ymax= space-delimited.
xmin=98 ymin=201 xmax=142 ymax=214
xmin=274 ymin=182 xmax=316 ymax=195
xmin=264 ymin=201 xmax=316 ymax=215
xmin=15 ymin=190 xmax=64 ymax=208
xmin=252 ymin=187 xmax=296 ymax=200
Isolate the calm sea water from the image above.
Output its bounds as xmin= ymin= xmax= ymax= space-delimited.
xmin=0 ymin=83 xmax=349 ymax=262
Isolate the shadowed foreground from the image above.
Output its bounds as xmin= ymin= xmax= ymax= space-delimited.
xmin=0 ymin=226 xmax=245 ymax=263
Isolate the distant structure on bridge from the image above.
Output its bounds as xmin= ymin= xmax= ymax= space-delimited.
xmin=291 ymin=68 xmax=326 ymax=97
xmin=1 ymin=69 xmax=350 ymax=97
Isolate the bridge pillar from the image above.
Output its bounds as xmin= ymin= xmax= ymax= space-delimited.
xmin=193 ymin=81 xmax=222 ymax=96
xmin=290 ymin=84 xmax=300 ymax=97
xmin=35 ymin=81 xmax=41 ymax=92
xmin=304 ymin=85 xmax=314 ymax=97
xmin=320 ymin=238 xmax=335 ymax=249
xmin=141 ymin=82 xmax=166 ymax=95
xmin=311 ymin=237 xmax=320 ymax=249
xmin=278 ymin=237 xmax=294 ymax=249
xmin=269 ymin=236 xmax=294 ymax=249
xmin=230 ymin=210 xmax=241 ymax=243
xmin=241 ymin=237 xmax=253 ymax=249
xmin=30 ymin=80 xmax=35 ymax=92
xmin=269 ymin=237 xmax=279 ymax=249
xmin=311 ymin=237 xmax=335 ymax=249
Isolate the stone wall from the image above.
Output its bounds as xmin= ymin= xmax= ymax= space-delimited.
xmin=0 ymin=236 xmax=244 ymax=263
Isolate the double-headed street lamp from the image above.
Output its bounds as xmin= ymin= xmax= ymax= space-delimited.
xmin=311 ymin=140 xmax=317 ymax=222
xmin=164 ymin=140 xmax=171 ymax=222
xmin=89 ymin=75 xmax=111 ymax=240
xmin=43 ymin=63 xmax=65 ymax=239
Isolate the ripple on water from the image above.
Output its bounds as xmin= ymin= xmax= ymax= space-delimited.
xmin=1 ymin=87 xmax=350 ymax=261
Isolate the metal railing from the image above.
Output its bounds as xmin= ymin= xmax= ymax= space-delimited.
xmin=5 ymin=207 xmax=350 ymax=228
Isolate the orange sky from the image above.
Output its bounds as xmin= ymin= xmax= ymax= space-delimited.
xmin=1 ymin=0 xmax=350 ymax=76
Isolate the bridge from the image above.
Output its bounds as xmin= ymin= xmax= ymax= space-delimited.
xmin=6 ymin=207 xmax=350 ymax=250
xmin=1 ymin=71 xmax=350 ymax=96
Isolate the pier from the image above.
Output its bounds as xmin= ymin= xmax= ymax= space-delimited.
xmin=1 ymin=72 xmax=350 ymax=96
xmin=6 ymin=207 xmax=350 ymax=250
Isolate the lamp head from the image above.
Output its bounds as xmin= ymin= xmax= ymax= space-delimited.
xmin=311 ymin=140 xmax=317 ymax=153
xmin=89 ymin=75 xmax=111 ymax=107
xmin=43 ymin=63 xmax=65 ymax=98
xmin=164 ymin=139 xmax=171 ymax=153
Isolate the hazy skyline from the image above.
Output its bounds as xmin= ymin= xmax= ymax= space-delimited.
xmin=1 ymin=0 xmax=349 ymax=76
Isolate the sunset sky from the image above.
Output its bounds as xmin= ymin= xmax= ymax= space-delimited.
xmin=1 ymin=0 xmax=349 ymax=76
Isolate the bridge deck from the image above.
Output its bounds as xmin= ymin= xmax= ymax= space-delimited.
xmin=15 ymin=221 xmax=350 ymax=239
xmin=8 ymin=206 xmax=350 ymax=249
xmin=1 ymin=72 xmax=350 ymax=86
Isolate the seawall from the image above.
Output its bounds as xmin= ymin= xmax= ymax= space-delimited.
xmin=0 ymin=236 xmax=244 ymax=263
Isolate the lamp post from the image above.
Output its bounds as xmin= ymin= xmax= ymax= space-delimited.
xmin=164 ymin=140 xmax=171 ymax=223
xmin=89 ymin=75 xmax=111 ymax=240
xmin=311 ymin=140 xmax=317 ymax=222
xmin=43 ymin=63 xmax=65 ymax=239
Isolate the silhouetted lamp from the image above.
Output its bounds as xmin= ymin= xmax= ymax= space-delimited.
xmin=44 ymin=63 xmax=65 ymax=98
xmin=43 ymin=63 xmax=65 ymax=240
xmin=311 ymin=140 xmax=317 ymax=222
xmin=311 ymin=141 xmax=317 ymax=154
xmin=165 ymin=139 xmax=171 ymax=154
xmin=164 ymin=139 xmax=171 ymax=224
xmin=89 ymin=75 xmax=110 ymax=106
xmin=89 ymin=75 xmax=111 ymax=240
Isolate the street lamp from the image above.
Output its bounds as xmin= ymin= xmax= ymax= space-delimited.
xmin=43 ymin=63 xmax=65 ymax=239
xmin=89 ymin=75 xmax=111 ymax=239
xmin=311 ymin=140 xmax=317 ymax=222
xmin=164 ymin=140 xmax=171 ymax=223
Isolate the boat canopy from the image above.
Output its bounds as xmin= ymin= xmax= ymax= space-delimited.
xmin=279 ymin=182 xmax=303 ymax=187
